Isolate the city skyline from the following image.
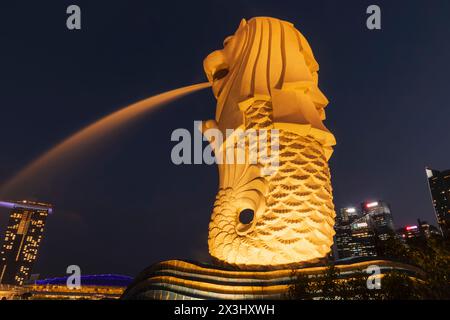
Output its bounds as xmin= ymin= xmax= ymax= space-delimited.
xmin=1 ymin=190 xmax=442 ymax=278
xmin=1 ymin=0 xmax=450 ymax=279
xmin=333 ymin=199 xmax=443 ymax=261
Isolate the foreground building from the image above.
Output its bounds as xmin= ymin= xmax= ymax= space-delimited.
xmin=426 ymin=167 xmax=450 ymax=237
xmin=122 ymin=259 xmax=423 ymax=300
xmin=0 ymin=200 xmax=53 ymax=285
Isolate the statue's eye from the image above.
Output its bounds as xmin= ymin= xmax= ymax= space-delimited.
xmin=239 ymin=209 xmax=254 ymax=225
xmin=213 ymin=68 xmax=229 ymax=81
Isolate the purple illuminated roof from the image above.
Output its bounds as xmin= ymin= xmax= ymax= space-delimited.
xmin=0 ymin=200 xmax=53 ymax=214
xmin=0 ymin=201 xmax=15 ymax=209
xmin=35 ymin=274 xmax=133 ymax=287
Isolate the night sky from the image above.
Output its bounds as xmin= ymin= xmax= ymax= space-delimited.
xmin=0 ymin=1 xmax=449 ymax=278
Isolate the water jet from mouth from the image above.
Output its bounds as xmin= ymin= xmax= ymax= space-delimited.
xmin=0 ymin=82 xmax=211 ymax=197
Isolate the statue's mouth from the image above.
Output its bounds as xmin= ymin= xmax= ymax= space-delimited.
xmin=212 ymin=68 xmax=229 ymax=98
xmin=212 ymin=68 xmax=229 ymax=81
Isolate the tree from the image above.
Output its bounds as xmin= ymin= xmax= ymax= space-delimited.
xmin=340 ymin=269 xmax=381 ymax=300
xmin=379 ymin=271 xmax=424 ymax=300
xmin=405 ymin=238 xmax=450 ymax=299
xmin=289 ymin=238 xmax=450 ymax=300
xmin=290 ymin=264 xmax=344 ymax=300
xmin=288 ymin=270 xmax=315 ymax=300
xmin=318 ymin=264 xmax=343 ymax=300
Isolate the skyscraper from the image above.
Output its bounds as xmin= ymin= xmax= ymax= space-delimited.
xmin=397 ymin=219 xmax=441 ymax=241
xmin=335 ymin=207 xmax=359 ymax=259
xmin=397 ymin=225 xmax=421 ymax=240
xmin=426 ymin=167 xmax=450 ymax=238
xmin=334 ymin=206 xmax=377 ymax=259
xmin=0 ymin=200 xmax=53 ymax=285
xmin=361 ymin=201 xmax=395 ymax=241
xmin=417 ymin=219 xmax=441 ymax=239
xmin=348 ymin=217 xmax=377 ymax=258
xmin=334 ymin=200 xmax=396 ymax=260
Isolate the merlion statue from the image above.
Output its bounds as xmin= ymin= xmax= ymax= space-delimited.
xmin=202 ymin=17 xmax=336 ymax=268
xmin=122 ymin=17 xmax=422 ymax=301
xmin=122 ymin=17 xmax=424 ymax=301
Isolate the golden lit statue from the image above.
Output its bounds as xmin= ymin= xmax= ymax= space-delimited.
xmin=202 ymin=17 xmax=336 ymax=268
xmin=122 ymin=17 xmax=422 ymax=300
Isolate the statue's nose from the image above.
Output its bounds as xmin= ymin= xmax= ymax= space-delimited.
xmin=203 ymin=50 xmax=227 ymax=83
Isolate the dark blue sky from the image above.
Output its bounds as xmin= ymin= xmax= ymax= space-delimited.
xmin=0 ymin=0 xmax=449 ymax=278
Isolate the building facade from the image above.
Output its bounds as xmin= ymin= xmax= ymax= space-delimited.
xmin=348 ymin=217 xmax=377 ymax=258
xmin=0 ymin=201 xmax=53 ymax=285
xmin=335 ymin=207 xmax=360 ymax=259
xmin=397 ymin=219 xmax=441 ymax=241
xmin=361 ymin=201 xmax=396 ymax=241
xmin=417 ymin=219 xmax=441 ymax=239
xmin=334 ymin=206 xmax=377 ymax=259
xmin=335 ymin=201 xmax=396 ymax=260
xmin=426 ymin=167 xmax=450 ymax=238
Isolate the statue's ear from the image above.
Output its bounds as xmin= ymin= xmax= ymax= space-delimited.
xmin=239 ymin=19 xmax=247 ymax=29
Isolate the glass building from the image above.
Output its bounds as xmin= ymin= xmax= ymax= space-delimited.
xmin=397 ymin=219 xmax=441 ymax=241
xmin=348 ymin=217 xmax=377 ymax=258
xmin=335 ymin=201 xmax=396 ymax=260
xmin=361 ymin=201 xmax=395 ymax=241
xmin=334 ymin=206 xmax=376 ymax=259
xmin=0 ymin=200 xmax=53 ymax=285
xmin=426 ymin=167 xmax=450 ymax=238
xmin=335 ymin=207 xmax=359 ymax=259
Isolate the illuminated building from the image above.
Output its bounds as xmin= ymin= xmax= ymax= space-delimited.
xmin=27 ymin=274 xmax=132 ymax=300
xmin=122 ymin=259 xmax=422 ymax=300
xmin=334 ymin=207 xmax=360 ymax=259
xmin=398 ymin=225 xmax=421 ymax=240
xmin=0 ymin=274 xmax=132 ymax=300
xmin=334 ymin=206 xmax=377 ymax=259
xmin=0 ymin=284 xmax=27 ymax=300
xmin=417 ymin=219 xmax=441 ymax=239
xmin=397 ymin=219 xmax=441 ymax=241
xmin=348 ymin=217 xmax=377 ymax=258
xmin=335 ymin=201 xmax=395 ymax=260
xmin=361 ymin=201 xmax=396 ymax=241
xmin=0 ymin=200 xmax=53 ymax=285
xmin=426 ymin=167 xmax=450 ymax=237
